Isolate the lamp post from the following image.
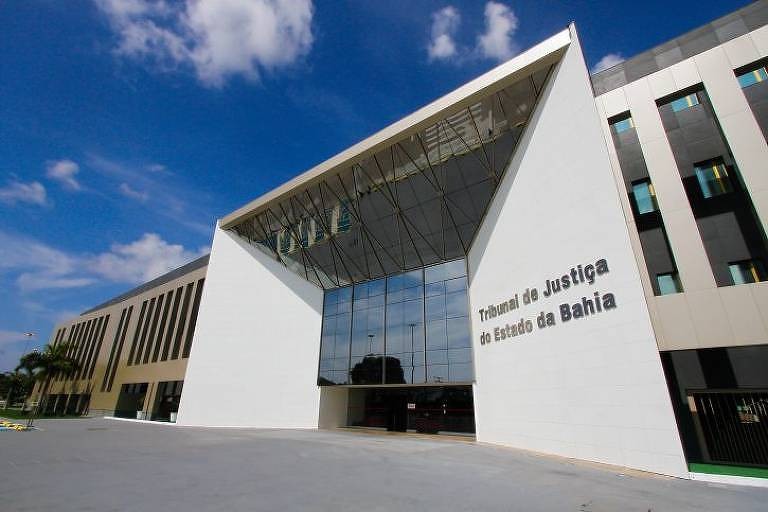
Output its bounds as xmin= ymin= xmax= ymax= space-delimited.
xmin=408 ymin=323 xmax=416 ymax=381
xmin=5 ymin=332 xmax=36 ymax=411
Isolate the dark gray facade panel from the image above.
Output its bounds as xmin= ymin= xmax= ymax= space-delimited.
xmin=591 ymin=0 xmax=768 ymax=95
xmin=658 ymin=88 xmax=768 ymax=286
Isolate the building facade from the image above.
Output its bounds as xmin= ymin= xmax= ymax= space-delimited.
xmin=32 ymin=256 xmax=207 ymax=420
xmin=34 ymin=1 xmax=768 ymax=481
xmin=593 ymin=1 xmax=768 ymax=474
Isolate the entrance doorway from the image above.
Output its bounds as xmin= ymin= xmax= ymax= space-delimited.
xmin=347 ymin=386 xmax=474 ymax=435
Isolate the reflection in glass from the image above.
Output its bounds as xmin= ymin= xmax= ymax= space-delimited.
xmin=318 ymin=259 xmax=473 ymax=385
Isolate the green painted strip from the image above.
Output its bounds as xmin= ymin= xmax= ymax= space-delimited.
xmin=689 ymin=462 xmax=768 ymax=479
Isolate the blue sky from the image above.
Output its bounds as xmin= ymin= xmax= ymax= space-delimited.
xmin=0 ymin=0 xmax=750 ymax=370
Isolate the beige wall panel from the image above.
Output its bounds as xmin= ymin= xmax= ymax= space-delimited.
xmin=722 ymin=33 xmax=760 ymax=68
xmin=648 ymin=69 xmax=677 ymax=100
xmin=718 ymin=111 xmax=768 ymax=192
xmin=654 ymin=294 xmax=698 ymax=350
xmin=669 ymin=59 xmax=702 ymax=91
xmin=662 ymin=210 xmax=717 ymax=292
xmin=719 ymin=285 xmax=768 ymax=346
xmin=685 ymin=290 xmax=735 ymax=349
xmin=750 ymin=24 xmax=768 ymax=56
xmin=696 ymin=48 xmax=749 ymax=117
xmin=38 ymin=261 xmax=207 ymax=416
xmin=600 ymin=88 xmax=629 ymax=118
xmin=749 ymin=283 xmax=768 ymax=335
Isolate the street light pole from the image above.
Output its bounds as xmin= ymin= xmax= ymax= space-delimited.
xmin=5 ymin=332 xmax=36 ymax=411
xmin=408 ymin=323 xmax=416 ymax=380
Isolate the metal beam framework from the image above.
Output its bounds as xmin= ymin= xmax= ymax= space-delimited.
xmin=231 ymin=64 xmax=554 ymax=289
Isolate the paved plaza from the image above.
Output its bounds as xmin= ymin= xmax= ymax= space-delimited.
xmin=1 ymin=417 xmax=765 ymax=511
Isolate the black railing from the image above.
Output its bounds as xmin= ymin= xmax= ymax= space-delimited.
xmin=692 ymin=390 xmax=768 ymax=467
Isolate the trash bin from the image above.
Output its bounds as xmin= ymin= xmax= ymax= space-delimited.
xmin=136 ymin=411 xmax=146 ymax=420
xmin=169 ymin=412 xmax=177 ymax=423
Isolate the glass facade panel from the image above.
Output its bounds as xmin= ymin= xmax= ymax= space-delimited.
xmin=656 ymin=272 xmax=682 ymax=295
xmin=670 ymin=93 xmax=700 ymax=112
xmin=611 ymin=116 xmax=634 ymax=134
xmin=230 ymin=64 xmax=555 ymax=290
xmin=694 ymin=159 xmax=732 ymax=199
xmin=318 ymin=259 xmax=473 ymax=385
xmin=729 ymin=259 xmax=765 ymax=285
xmin=631 ymin=179 xmax=658 ymax=214
xmin=737 ymin=66 xmax=768 ymax=88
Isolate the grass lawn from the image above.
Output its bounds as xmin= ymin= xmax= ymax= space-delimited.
xmin=0 ymin=409 xmax=83 ymax=420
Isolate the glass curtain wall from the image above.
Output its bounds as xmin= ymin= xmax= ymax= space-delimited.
xmin=319 ymin=259 xmax=472 ymax=386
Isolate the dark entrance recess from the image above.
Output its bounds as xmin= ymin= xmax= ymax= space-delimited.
xmin=151 ymin=380 xmax=183 ymax=421
xmin=347 ymin=386 xmax=474 ymax=435
xmin=661 ymin=345 xmax=768 ymax=468
xmin=114 ymin=382 xmax=148 ymax=419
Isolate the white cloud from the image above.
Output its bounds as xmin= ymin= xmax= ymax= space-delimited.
xmin=592 ymin=53 xmax=624 ymax=74
xmin=477 ymin=1 xmax=518 ymax=62
xmin=87 ymin=154 xmax=214 ymax=235
xmin=46 ymin=159 xmax=82 ymax=191
xmin=90 ymin=233 xmax=207 ymax=283
xmin=119 ymin=182 xmax=149 ymax=201
xmin=0 ymin=330 xmax=30 ymax=346
xmin=0 ymin=230 xmax=79 ymax=277
xmin=427 ymin=6 xmax=460 ymax=61
xmin=95 ymin=0 xmax=314 ymax=87
xmin=0 ymin=229 xmax=207 ymax=293
xmin=0 ymin=180 xmax=47 ymax=206
xmin=16 ymin=274 xmax=96 ymax=293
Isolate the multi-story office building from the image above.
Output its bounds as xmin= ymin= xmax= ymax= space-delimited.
xmin=33 ymin=255 xmax=207 ymax=420
xmin=592 ymin=1 xmax=768 ymax=475
xmin=33 ymin=1 xmax=768 ymax=483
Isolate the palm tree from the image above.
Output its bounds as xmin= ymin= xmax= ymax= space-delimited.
xmin=17 ymin=343 xmax=79 ymax=426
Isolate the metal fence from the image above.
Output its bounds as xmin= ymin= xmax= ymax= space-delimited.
xmin=692 ymin=390 xmax=768 ymax=467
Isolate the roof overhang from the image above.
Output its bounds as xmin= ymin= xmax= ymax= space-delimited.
xmin=220 ymin=27 xmax=571 ymax=230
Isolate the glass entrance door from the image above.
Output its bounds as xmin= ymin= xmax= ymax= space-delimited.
xmin=347 ymin=386 xmax=475 ymax=435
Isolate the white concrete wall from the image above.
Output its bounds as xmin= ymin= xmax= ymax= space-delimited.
xmin=318 ymin=387 xmax=348 ymax=429
xmin=468 ymin=28 xmax=688 ymax=477
xmin=177 ymin=224 xmax=323 ymax=428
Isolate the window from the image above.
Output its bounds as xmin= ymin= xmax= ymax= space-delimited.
xmin=632 ymin=179 xmax=659 ymax=214
xmin=694 ymin=159 xmax=732 ymax=199
xmin=670 ymin=93 xmax=700 ymax=112
xmin=729 ymin=260 xmax=765 ymax=285
xmin=737 ymin=66 xmax=768 ymax=88
xmin=314 ymin=219 xmax=325 ymax=243
xmin=279 ymin=231 xmax=292 ymax=254
xmin=319 ymin=259 xmax=470 ymax=386
xmin=336 ymin=201 xmax=351 ymax=233
xmin=657 ymin=272 xmax=682 ymax=295
xmin=299 ymin=220 xmax=310 ymax=248
xmin=611 ymin=116 xmax=634 ymax=134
